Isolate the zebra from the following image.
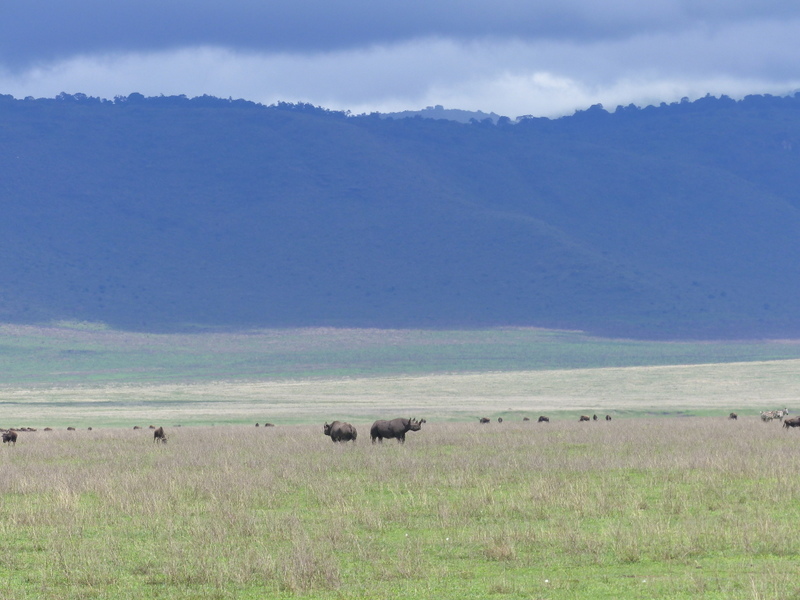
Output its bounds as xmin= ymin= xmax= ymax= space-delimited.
xmin=761 ymin=409 xmax=790 ymax=422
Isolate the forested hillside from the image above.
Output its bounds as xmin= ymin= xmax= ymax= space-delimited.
xmin=1 ymin=92 xmax=799 ymax=338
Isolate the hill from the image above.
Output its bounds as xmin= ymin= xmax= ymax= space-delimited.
xmin=380 ymin=104 xmax=503 ymax=123
xmin=1 ymin=92 xmax=800 ymax=338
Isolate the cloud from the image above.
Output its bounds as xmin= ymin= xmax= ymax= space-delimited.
xmin=1 ymin=2 xmax=799 ymax=117
xmin=3 ymin=0 xmax=800 ymax=68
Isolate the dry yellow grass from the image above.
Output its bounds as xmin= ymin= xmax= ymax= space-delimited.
xmin=0 ymin=358 xmax=797 ymax=427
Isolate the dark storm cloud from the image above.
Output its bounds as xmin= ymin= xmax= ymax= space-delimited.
xmin=3 ymin=0 xmax=799 ymax=67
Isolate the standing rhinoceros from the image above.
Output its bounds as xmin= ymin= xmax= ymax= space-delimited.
xmin=370 ymin=417 xmax=425 ymax=443
xmin=323 ymin=421 xmax=358 ymax=443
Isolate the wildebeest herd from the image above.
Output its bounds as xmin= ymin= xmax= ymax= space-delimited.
xmin=2 ymin=408 xmax=798 ymax=449
xmin=0 ymin=425 xmax=172 ymax=446
xmin=479 ymin=414 xmax=613 ymax=424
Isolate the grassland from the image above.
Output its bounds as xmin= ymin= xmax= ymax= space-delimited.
xmin=3 ymin=418 xmax=800 ymax=599
xmin=4 ymin=322 xmax=800 ymax=386
xmin=3 ymin=324 xmax=800 ymax=598
xmin=1 ymin=323 xmax=800 ymax=427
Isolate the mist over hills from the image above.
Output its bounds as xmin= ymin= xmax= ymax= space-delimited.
xmin=1 ymin=92 xmax=800 ymax=338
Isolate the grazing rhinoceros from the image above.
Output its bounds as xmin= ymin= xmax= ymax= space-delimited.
xmin=323 ymin=421 xmax=358 ymax=443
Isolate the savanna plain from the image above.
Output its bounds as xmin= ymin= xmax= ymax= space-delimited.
xmin=3 ymin=324 xmax=800 ymax=599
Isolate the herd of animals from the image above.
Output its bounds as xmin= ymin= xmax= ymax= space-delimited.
xmin=2 ymin=410 xmax=798 ymax=447
xmin=0 ymin=424 xmax=168 ymax=446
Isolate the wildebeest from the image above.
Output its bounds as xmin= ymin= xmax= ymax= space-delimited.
xmin=579 ymin=415 xmax=590 ymax=422
xmin=538 ymin=416 xmax=549 ymax=423
xmin=67 ymin=426 xmax=76 ymax=431
xmin=783 ymin=417 xmax=800 ymax=429
xmin=479 ymin=417 xmax=490 ymax=424
xmin=2 ymin=431 xmax=17 ymax=446
xmin=263 ymin=423 xmax=275 ymax=427
xmin=593 ymin=414 xmax=598 ymax=421
xmin=522 ymin=417 xmax=530 ymax=422
xmin=370 ymin=418 xmax=425 ymax=443
xmin=323 ymin=421 xmax=358 ymax=443
xmin=497 ymin=417 xmax=503 ymax=423
xmin=605 ymin=415 xmax=612 ymax=421
xmin=153 ymin=427 xmax=167 ymax=443
xmin=133 ymin=426 xmax=141 ymax=430
xmin=729 ymin=412 xmax=738 ymax=420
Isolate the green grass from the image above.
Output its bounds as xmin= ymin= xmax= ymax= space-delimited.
xmin=0 ymin=356 xmax=797 ymax=428
xmin=3 ymin=419 xmax=800 ymax=599
xmin=1 ymin=323 xmax=800 ymax=428
xmin=3 ymin=325 xmax=800 ymax=597
xmin=2 ymin=323 xmax=800 ymax=386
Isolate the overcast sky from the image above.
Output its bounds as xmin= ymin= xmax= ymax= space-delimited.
xmin=2 ymin=0 xmax=799 ymax=118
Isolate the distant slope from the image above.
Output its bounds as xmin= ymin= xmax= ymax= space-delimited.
xmin=380 ymin=104 xmax=503 ymax=123
xmin=1 ymin=93 xmax=800 ymax=338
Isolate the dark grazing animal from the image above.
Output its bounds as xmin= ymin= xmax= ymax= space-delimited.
xmin=323 ymin=421 xmax=358 ymax=443
xmin=783 ymin=417 xmax=800 ymax=429
xmin=479 ymin=417 xmax=490 ymax=424
xmin=579 ymin=415 xmax=590 ymax=422
xmin=153 ymin=427 xmax=167 ymax=443
xmin=729 ymin=412 xmax=738 ymax=420
xmin=593 ymin=414 xmax=598 ymax=421
xmin=497 ymin=417 xmax=503 ymax=423
xmin=605 ymin=415 xmax=612 ymax=421
xmin=67 ymin=427 xmax=76 ymax=431
xmin=2 ymin=431 xmax=17 ymax=446
xmin=522 ymin=417 xmax=530 ymax=422
xmin=538 ymin=416 xmax=549 ymax=423
xmin=371 ymin=418 xmax=425 ymax=443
